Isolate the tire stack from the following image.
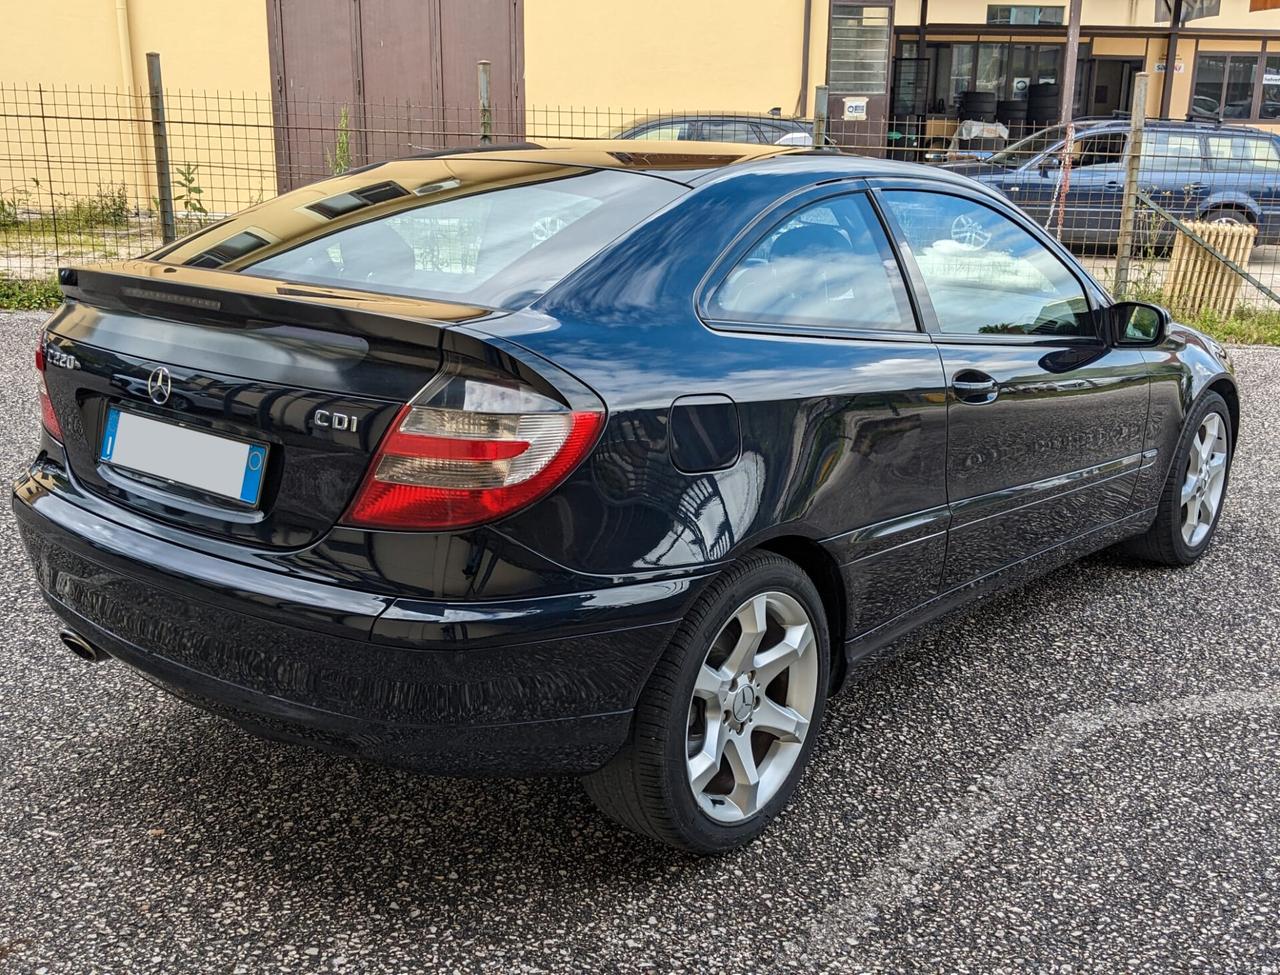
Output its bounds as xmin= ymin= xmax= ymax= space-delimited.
xmin=959 ymin=90 xmax=997 ymax=122
xmin=1026 ymin=83 xmax=1060 ymax=127
xmin=997 ymin=99 xmax=1029 ymax=140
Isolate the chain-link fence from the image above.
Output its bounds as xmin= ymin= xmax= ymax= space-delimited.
xmin=3 ymin=76 xmax=1278 ymax=321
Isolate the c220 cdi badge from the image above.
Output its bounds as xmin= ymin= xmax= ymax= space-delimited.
xmin=16 ymin=142 xmax=1238 ymax=852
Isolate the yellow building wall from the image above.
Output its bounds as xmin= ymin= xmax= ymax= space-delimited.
xmin=0 ymin=0 xmax=271 ymax=91
xmin=1090 ymin=36 xmax=1148 ymax=57
xmin=523 ymin=0 xmax=830 ymax=136
xmin=0 ymin=0 xmax=274 ymax=216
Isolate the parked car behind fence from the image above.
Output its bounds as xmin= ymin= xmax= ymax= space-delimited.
xmin=609 ymin=113 xmax=818 ymax=146
xmin=939 ymin=118 xmax=1280 ymax=249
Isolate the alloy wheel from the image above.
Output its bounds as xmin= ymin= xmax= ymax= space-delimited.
xmin=1180 ymin=412 xmax=1229 ymax=548
xmin=685 ymin=591 xmax=819 ymax=823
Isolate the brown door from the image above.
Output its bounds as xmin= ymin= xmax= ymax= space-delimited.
xmin=437 ymin=0 xmax=523 ymax=144
xmin=267 ymin=0 xmax=362 ymax=189
xmin=356 ymin=0 xmax=443 ymax=160
xmin=267 ymin=0 xmax=523 ymax=190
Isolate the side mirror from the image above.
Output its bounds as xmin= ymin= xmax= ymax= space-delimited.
xmin=1037 ymin=155 xmax=1062 ymax=175
xmin=1106 ymin=300 xmax=1170 ymax=347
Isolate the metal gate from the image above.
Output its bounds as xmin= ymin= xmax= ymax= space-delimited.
xmin=265 ymin=0 xmax=523 ymax=190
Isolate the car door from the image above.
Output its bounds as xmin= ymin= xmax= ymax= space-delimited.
xmin=998 ymin=152 xmax=1059 ymax=227
xmin=1055 ymin=130 xmax=1128 ymax=245
xmin=1203 ymin=131 xmax=1280 ymax=236
xmin=875 ymin=183 xmax=1151 ymax=589
xmin=1001 ymin=131 xmax=1128 ymax=243
xmin=1141 ymin=129 xmax=1209 ymax=227
xmin=700 ymin=188 xmax=951 ymax=637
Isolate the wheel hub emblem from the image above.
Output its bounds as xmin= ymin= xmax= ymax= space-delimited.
xmin=731 ymin=685 xmax=756 ymax=723
xmin=147 ymin=366 xmax=172 ymax=405
xmin=950 ymin=213 xmax=992 ymax=250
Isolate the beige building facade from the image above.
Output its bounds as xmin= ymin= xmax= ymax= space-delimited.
xmin=2 ymin=0 xmax=1279 ymax=212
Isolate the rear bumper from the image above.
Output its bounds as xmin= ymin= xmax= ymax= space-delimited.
xmin=13 ymin=472 xmax=699 ymax=775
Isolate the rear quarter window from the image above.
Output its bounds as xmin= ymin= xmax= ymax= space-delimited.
xmin=1205 ymin=134 xmax=1280 ymax=171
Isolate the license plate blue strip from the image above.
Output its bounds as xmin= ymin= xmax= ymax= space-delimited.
xmin=101 ymin=407 xmax=121 ymax=461
xmin=239 ymin=444 xmax=267 ymax=504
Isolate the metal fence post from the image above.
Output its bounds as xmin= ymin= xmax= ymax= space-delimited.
xmin=477 ymin=60 xmax=492 ymax=144
xmin=35 ymin=85 xmax=62 ymax=267
xmin=812 ymin=84 xmax=828 ymax=146
xmin=146 ymin=52 xmax=177 ymax=244
xmin=1114 ymin=72 xmax=1151 ymax=300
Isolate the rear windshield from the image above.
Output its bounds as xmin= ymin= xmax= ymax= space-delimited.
xmin=156 ymin=163 xmax=683 ymax=309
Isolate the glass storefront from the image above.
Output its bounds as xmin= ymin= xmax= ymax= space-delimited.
xmin=900 ymin=39 xmax=1063 ymax=114
xmin=1264 ymin=54 xmax=1280 ymax=120
xmin=899 ymin=37 xmax=1279 ymax=123
xmin=1193 ymin=52 xmax=1266 ymax=120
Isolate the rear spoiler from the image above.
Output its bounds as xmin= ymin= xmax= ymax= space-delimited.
xmin=57 ymin=262 xmax=495 ymax=352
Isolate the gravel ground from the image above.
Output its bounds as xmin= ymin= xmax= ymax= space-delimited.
xmin=2 ymin=308 xmax=1278 ymax=974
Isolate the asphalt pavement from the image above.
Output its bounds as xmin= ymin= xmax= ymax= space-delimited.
xmin=2 ymin=308 xmax=1279 ymax=974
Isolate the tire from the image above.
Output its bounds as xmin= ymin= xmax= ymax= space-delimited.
xmin=996 ymin=100 xmax=1028 ymax=125
xmin=1125 ymin=391 xmax=1233 ymax=566
xmin=960 ymin=90 xmax=998 ymax=122
xmin=1202 ymin=206 xmax=1253 ymax=228
xmin=583 ymin=551 xmax=831 ymax=854
xmin=1027 ymin=87 xmax=1059 ymax=124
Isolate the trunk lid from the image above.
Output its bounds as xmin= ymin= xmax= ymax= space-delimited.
xmin=42 ymin=262 xmax=495 ymax=549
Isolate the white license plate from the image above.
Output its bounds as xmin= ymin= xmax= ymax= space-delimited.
xmin=99 ymin=407 xmax=268 ymax=506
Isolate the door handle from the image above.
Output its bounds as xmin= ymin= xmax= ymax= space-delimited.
xmin=952 ymin=370 xmax=999 ymax=404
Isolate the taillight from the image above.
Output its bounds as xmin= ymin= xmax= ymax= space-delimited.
xmin=35 ymin=332 xmax=63 ymax=440
xmin=343 ymin=374 xmax=604 ymax=530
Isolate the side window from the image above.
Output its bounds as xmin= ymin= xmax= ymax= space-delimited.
xmin=1141 ymin=131 xmax=1204 ymax=174
xmin=632 ymin=122 xmax=690 ymax=141
xmin=882 ymin=191 xmax=1093 ymax=338
xmin=700 ymin=120 xmax=765 ymax=143
xmin=1206 ymin=134 xmax=1280 ymax=172
xmin=756 ymin=123 xmax=790 ymax=144
xmin=706 ymin=194 xmax=915 ymax=331
xmin=1070 ymin=132 xmax=1127 ymax=169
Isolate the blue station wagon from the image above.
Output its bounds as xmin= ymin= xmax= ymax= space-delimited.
xmin=942 ymin=118 xmax=1280 ymax=247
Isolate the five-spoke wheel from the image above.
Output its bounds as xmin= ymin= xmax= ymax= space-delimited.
xmin=584 ymin=552 xmax=830 ymax=853
xmin=686 ymin=591 xmax=818 ymax=823
xmin=1180 ymin=411 xmax=1229 ymax=548
xmin=1127 ymin=390 xmax=1233 ymax=566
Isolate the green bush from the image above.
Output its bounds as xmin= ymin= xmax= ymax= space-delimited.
xmin=0 ymin=276 xmax=62 ymax=310
xmin=1182 ymin=306 xmax=1280 ymax=346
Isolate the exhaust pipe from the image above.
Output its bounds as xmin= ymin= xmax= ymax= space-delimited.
xmin=59 ymin=628 xmax=109 ymax=664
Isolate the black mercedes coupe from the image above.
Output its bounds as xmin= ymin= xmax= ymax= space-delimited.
xmin=16 ymin=141 xmax=1238 ymax=852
